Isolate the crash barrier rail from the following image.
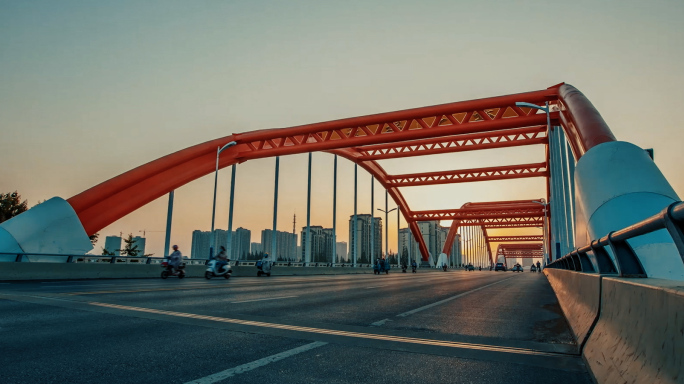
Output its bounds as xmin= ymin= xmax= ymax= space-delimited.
xmin=0 ymin=253 xmax=386 ymax=268
xmin=543 ymin=269 xmax=683 ymax=384
xmin=546 ymin=201 xmax=684 ymax=277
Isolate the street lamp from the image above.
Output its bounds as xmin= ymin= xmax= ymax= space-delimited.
xmin=209 ymin=141 xmax=237 ymax=260
xmin=517 ymin=100 xmax=553 ymax=266
xmin=531 ymin=200 xmax=549 ymax=266
xmin=377 ymin=206 xmax=397 ymax=260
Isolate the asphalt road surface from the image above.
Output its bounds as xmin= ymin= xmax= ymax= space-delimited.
xmin=0 ymin=270 xmax=594 ymax=384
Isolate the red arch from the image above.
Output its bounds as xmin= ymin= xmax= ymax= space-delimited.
xmin=66 ymin=83 xmax=615 ymax=262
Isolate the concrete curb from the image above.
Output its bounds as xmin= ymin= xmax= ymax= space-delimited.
xmin=544 ymin=269 xmax=601 ymax=349
xmin=0 ymin=263 xmax=444 ymax=281
xmin=583 ymin=278 xmax=684 ymax=384
xmin=545 ymin=269 xmax=684 ymax=384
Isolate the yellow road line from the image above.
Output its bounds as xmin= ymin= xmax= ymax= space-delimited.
xmin=88 ymin=301 xmax=558 ymax=357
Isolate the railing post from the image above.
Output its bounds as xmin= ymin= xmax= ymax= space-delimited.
xmin=590 ymin=240 xmax=617 ymax=274
xmin=570 ymin=253 xmax=582 ymax=271
xmin=607 ymin=232 xmax=647 ymax=277
xmin=664 ymin=203 xmax=684 ymax=265
xmin=576 ymin=249 xmax=596 ymax=272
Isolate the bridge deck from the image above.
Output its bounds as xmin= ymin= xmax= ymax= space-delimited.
xmin=0 ymin=271 xmax=592 ymax=383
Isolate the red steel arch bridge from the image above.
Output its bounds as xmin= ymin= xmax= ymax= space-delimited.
xmin=2 ymin=83 xmax=684 ymax=280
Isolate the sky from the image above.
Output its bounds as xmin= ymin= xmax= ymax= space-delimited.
xmin=1 ymin=0 xmax=683 ymax=258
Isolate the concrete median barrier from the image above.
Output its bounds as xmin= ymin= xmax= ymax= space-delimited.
xmin=0 ymin=263 xmax=444 ymax=281
xmin=544 ymin=268 xmax=601 ymax=348
xmin=582 ymin=277 xmax=684 ymax=384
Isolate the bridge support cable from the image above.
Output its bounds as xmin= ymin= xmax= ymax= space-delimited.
xmin=305 ymin=152 xmax=312 ymax=264
xmin=558 ymin=125 xmax=575 ymax=256
xmin=271 ymin=157 xmax=280 ymax=262
xmin=549 ymin=127 xmax=563 ymax=260
xmin=332 ymin=155 xmax=337 ymax=266
xmin=163 ymin=191 xmax=174 ymax=258
xmin=370 ymin=175 xmax=374 ymax=264
xmin=226 ymin=165 xmax=237 ymax=260
xmin=353 ymin=164 xmax=357 ymax=267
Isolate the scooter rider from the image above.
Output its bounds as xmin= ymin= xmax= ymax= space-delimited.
xmin=262 ymin=254 xmax=272 ymax=274
xmin=168 ymin=245 xmax=182 ymax=272
xmin=215 ymin=246 xmax=229 ymax=273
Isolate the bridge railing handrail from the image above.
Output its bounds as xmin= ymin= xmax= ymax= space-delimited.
xmin=547 ymin=201 xmax=684 ymax=276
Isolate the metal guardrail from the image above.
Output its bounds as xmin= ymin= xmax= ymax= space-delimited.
xmin=0 ymin=253 xmax=378 ymax=268
xmin=547 ymin=201 xmax=684 ymax=277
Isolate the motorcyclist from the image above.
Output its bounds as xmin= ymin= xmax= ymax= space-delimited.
xmin=261 ymin=254 xmax=272 ymax=274
xmin=168 ymin=245 xmax=182 ymax=273
xmin=215 ymin=246 xmax=229 ymax=273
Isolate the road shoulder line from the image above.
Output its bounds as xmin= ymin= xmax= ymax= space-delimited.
xmin=396 ymin=276 xmax=516 ymax=317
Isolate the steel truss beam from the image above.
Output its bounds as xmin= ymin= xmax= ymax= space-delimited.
xmin=482 ymin=222 xmax=544 ymax=229
xmin=488 ymin=235 xmax=544 ymax=242
xmin=411 ymin=210 xmax=543 ymax=222
xmin=388 ymin=162 xmax=548 ymax=187
xmin=354 ymin=126 xmax=547 ymax=160
xmin=501 ymin=252 xmax=544 ymax=258
xmin=233 ymin=95 xmax=557 ymax=162
xmin=496 ymin=243 xmax=544 ymax=259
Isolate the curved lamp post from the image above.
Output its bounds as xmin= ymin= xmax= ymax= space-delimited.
xmin=209 ymin=141 xmax=237 ymax=259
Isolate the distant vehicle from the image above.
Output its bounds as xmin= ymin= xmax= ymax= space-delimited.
xmin=530 ymin=265 xmax=537 ymax=272
xmin=373 ymin=260 xmax=391 ymax=275
xmin=161 ymin=262 xmax=186 ymax=279
xmin=494 ymin=262 xmax=506 ymax=272
xmin=205 ymin=260 xmax=232 ymax=280
xmin=466 ymin=264 xmax=475 ymax=271
xmin=511 ymin=264 xmax=523 ymax=272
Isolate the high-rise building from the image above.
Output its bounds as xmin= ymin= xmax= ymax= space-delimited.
xmin=261 ymin=229 xmax=297 ymax=260
xmin=191 ymin=230 xmax=211 ymax=259
xmin=336 ymin=241 xmax=347 ymax=263
xmin=300 ymin=226 xmax=335 ymax=263
xmin=191 ymin=228 xmax=250 ymax=259
xmin=131 ymin=236 xmax=146 ymax=256
xmin=348 ymin=214 xmax=382 ymax=264
xmin=251 ymin=242 xmax=261 ymax=254
xmin=232 ymin=227 xmax=251 ymax=259
xmin=399 ymin=223 xmax=462 ymax=266
xmin=104 ymin=236 xmax=122 ymax=256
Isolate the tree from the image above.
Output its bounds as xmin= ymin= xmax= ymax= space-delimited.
xmin=118 ymin=234 xmax=140 ymax=256
xmin=400 ymin=246 xmax=409 ymax=266
xmin=89 ymin=233 xmax=99 ymax=247
xmin=101 ymin=248 xmax=114 ymax=256
xmin=0 ymin=191 xmax=28 ymax=224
